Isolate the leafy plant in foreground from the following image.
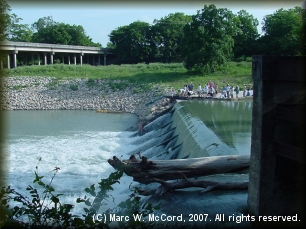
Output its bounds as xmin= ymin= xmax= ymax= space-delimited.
xmin=1 ymin=159 xmax=160 ymax=229
xmin=75 ymin=170 xmax=124 ymax=228
xmin=1 ymin=160 xmax=75 ymax=228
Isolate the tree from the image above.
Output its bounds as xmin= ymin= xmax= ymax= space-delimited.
xmin=31 ymin=19 xmax=100 ymax=47
xmin=233 ymin=10 xmax=259 ymax=60
xmin=106 ymin=41 xmax=115 ymax=49
xmin=7 ymin=13 xmax=33 ymax=42
xmin=31 ymin=16 xmax=56 ymax=32
xmin=181 ymin=4 xmax=237 ymax=73
xmin=257 ymin=6 xmax=305 ymax=56
xmin=109 ymin=21 xmax=152 ymax=64
xmin=151 ymin=12 xmax=192 ymax=63
xmin=0 ymin=0 xmax=11 ymax=41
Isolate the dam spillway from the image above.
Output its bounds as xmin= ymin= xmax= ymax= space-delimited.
xmin=124 ymin=99 xmax=253 ymax=227
xmin=127 ymin=99 xmax=253 ymax=160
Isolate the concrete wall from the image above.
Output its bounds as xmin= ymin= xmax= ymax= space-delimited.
xmin=248 ymin=56 xmax=305 ymax=226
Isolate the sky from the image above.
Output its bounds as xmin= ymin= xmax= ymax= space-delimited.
xmin=6 ymin=0 xmax=305 ymax=47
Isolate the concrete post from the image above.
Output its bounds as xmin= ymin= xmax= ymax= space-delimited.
xmin=7 ymin=53 xmax=10 ymax=69
xmin=104 ymin=54 xmax=107 ymax=66
xmin=80 ymin=52 xmax=84 ymax=65
xmin=13 ymin=50 xmax=17 ymax=68
xmin=37 ymin=53 xmax=40 ymax=65
xmin=74 ymin=55 xmax=76 ymax=65
xmin=248 ymin=55 xmax=306 ymax=223
xmin=13 ymin=53 xmax=17 ymax=68
xmin=68 ymin=54 xmax=70 ymax=65
xmin=62 ymin=56 xmax=64 ymax=64
xmin=44 ymin=53 xmax=47 ymax=65
xmin=50 ymin=51 xmax=54 ymax=64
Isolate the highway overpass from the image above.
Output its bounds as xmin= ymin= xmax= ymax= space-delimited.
xmin=0 ymin=41 xmax=117 ymax=69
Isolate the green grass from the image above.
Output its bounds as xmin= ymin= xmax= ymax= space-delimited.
xmin=3 ymin=61 xmax=253 ymax=90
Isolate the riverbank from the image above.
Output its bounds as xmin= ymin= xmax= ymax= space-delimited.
xmin=1 ymin=76 xmax=175 ymax=124
xmin=1 ymin=76 xmax=253 ymax=127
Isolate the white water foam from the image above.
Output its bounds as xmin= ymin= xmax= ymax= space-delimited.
xmin=3 ymin=130 xmax=145 ymax=216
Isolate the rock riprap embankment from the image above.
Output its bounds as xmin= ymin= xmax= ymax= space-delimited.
xmin=1 ymin=76 xmax=174 ymax=122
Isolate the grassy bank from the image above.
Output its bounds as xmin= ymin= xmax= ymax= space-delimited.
xmin=3 ymin=61 xmax=253 ymax=90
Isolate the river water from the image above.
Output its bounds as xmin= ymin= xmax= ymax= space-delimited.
xmin=2 ymin=99 xmax=253 ymax=227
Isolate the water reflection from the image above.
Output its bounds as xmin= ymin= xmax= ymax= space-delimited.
xmin=173 ymin=99 xmax=252 ymax=158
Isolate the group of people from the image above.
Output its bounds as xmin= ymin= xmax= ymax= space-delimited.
xmin=178 ymin=81 xmax=253 ymax=99
xmin=179 ymin=80 xmax=219 ymax=98
xmin=219 ymin=84 xmax=240 ymax=99
xmin=179 ymin=82 xmax=195 ymax=98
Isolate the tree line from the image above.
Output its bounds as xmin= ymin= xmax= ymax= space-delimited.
xmin=1 ymin=0 xmax=305 ymax=73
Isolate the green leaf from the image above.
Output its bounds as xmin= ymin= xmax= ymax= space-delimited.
xmin=51 ymin=196 xmax=59 ymax=204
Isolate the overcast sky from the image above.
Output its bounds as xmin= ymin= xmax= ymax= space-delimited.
xmin=6 ymin=0 xmax=305 ymax=47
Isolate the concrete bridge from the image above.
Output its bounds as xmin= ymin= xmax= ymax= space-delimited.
xmin=0 ymin=41 xmax=117 ymax=69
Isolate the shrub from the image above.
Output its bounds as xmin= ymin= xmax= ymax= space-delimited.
xmin=69 ymin=85 xmax=78 ymax=91
xmin=0 ymin=160 xmax=159 ymax=228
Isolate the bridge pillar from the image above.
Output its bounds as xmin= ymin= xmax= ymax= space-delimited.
xmin=37 ymin=53 xmax=40 ymax=65
xmin=73 ymin=55 xmax=76 ymax=65
xmin=13 ymin=50 xmax=17 ymax=68
xmin=44 ymin=53 xmax=47 ymax=65
xmin=104 ymin=54 xmax=107 ymax=66
xmin=68 ymin=54 xmax=70 ymax=65
xmin=62 ymin=56 xmax=64 ymax=64
xmin=80 ymin=52 xmax=84 ymax=65
xmin=7 ymin=53 xmax=10 ymax=69
xmin=50 ymin=51 xmax=54 ymax=64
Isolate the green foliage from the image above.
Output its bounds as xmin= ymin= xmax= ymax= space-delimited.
xmin=0 ymin=162 xmax=74 ymax=228
xmin=31 ymin=16 xmax=56 ymax=32
xmin=69 ymin=84 xmax=78 ymax=91
xmin=0 ymin=160 xmax=161 ymax=229
xmin=151 ymin=12 xmax=192 ymax=63
xmin=109 ymin=21 xmax=152 ymax=64
xmin=7 ymin=13 xmax=33 ymax=42
xmin=182 ymin=4 xmax=237 ymax=73
xmin=258 ymin=6 xmax=305 ymax=56
xmin=86 ymin=78 xmax=95 ymax=87
xmin=75 ymin=171 xmax=124 ymax=227
xmin=31 ymin=22 xmax=100 ymax=46
xmin=132 ymin=83 xmax=154 ymax=94
xmin=3 ymin=61 xmax=253 ymax=94
xmin=0 ymin=0 xmax=12 ymax=41
xmin=12 ymin=84 xmax=28 ymax=90
xmin=110 ymin=187 xmax=159 ymax=229
xmin=46 ymin=79 xmax=58 ymax=90
xmin=108 ymin=80 xmax=130 ymax=91
xmin=233 ymin=10 xmax=259 ymax=59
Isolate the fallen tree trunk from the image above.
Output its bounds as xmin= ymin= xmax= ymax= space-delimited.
xmin=107 ymin=154 xmax=250 ymax=184
xmin=138 ymin=178 xmax=249 ymax=196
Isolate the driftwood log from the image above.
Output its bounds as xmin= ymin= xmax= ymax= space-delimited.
xmin=107 ymin=154 xmax=250 ymax=185
xmin=138 ymin=178 xmax=249 ymax=196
